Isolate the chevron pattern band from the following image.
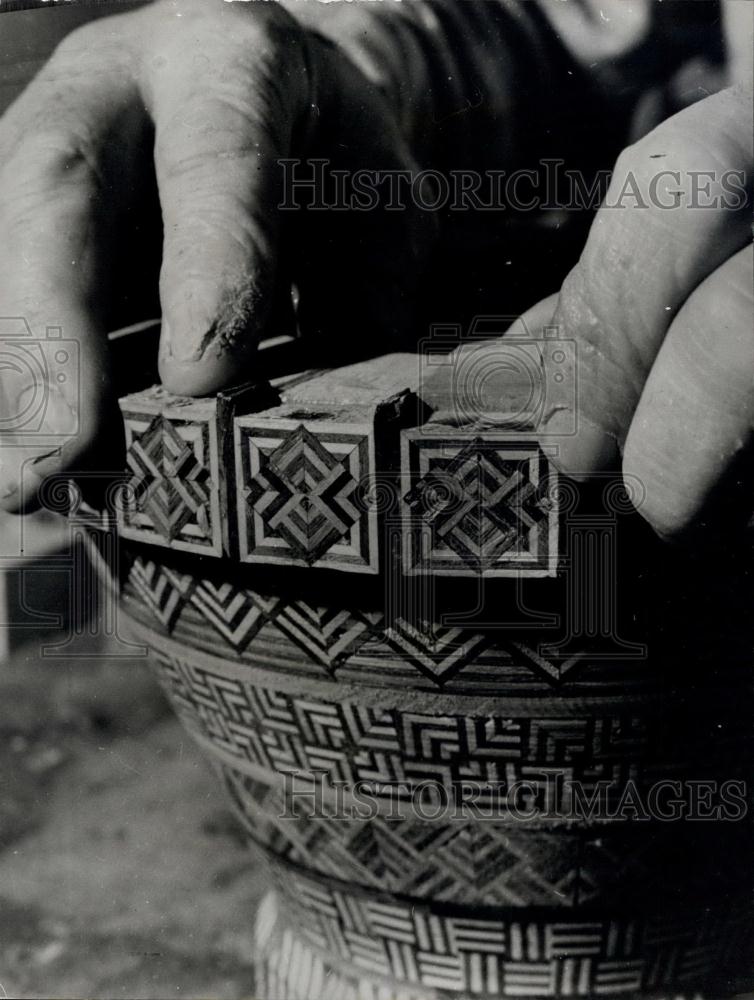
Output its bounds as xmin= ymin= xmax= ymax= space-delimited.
xmin=218 ymin=763 xmax=748 ymax=909
xmin=123 ymin=554 xmax=749 ymax=708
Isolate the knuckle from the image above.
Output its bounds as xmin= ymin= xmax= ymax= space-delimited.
xmin=1 ymin=127 xmax=100 ymax=194
xmin=152 ymin=124 xmax=251 ymax=187
xmin=142 ymin=1 xmax=310 ymax=160
xmin=149 ymin=0 xmax=307 ymax=95
xmin=153 ymin=0 xmax=301 ymax=51
xmin=52 ymin=18 xmax=113 ymax=63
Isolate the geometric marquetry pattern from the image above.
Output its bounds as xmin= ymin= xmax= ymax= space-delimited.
xmin=128 ymin=557 xmax=379 ymax=667
xmin=148 ymin=647 xmax=702 ymax=820
xmin=220 ymin=765 xmax=583 ymax=906
xmin=267 ymin=870 xmax=750 ymax=997
xmin=401 ymin=433 xmax=558 ymax=577
xmin=128 ymin=558 xmax=197 ymax=632
xmin=218 ymin=764 xmax=745 ymax=909
xmin=125 ymin=557 xmax=589 ymax=688
xmin=256 ymin=902 xmax=749 ymax=1000
xmin=120 ymin=410 xmax=222 ymax=555
xmin=235 ymin=420 xmax=377 ymax=571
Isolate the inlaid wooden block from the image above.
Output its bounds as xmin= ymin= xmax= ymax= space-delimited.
xmin=233 ymin=354 xmax=423 ymax=574
xmin=118 ymin=382 xmax=276 ymax=556
xmin=118 ymin=352 xmax=565 ymax=576
xmin=400 ymin=429 xmax=559 ymax=577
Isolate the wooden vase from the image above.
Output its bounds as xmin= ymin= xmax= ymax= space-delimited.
xmin=118 ymin=545 xmax=752 ymax=999
xmin=110 ymin=353 xmax=753 ymax=998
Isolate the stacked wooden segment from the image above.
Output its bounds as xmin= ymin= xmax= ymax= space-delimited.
xmin=400 ymin=429 xmax=558 ymax=577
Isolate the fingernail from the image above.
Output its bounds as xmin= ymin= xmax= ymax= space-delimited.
xmin=159 ymin=300 xmax=260 ymax=397
xmin=547 ymin=416 xmax=618 ymax=479
xmin=162 ymin=275 xmax=260 ymax=364
xmin=160 ymin=317 xmax=212 ymax=365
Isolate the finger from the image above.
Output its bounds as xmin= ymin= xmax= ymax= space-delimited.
xmin=543 ymin=84 xmax=753 ymax=475
xmin=417 ymin=293 xmax=560 ymax=425
xmin=0 ymin=18 xmax=146 ymax=511
xmin=623 ymin=243 xmax=754 ymax=539
xmin=514 ymin=293 xmax=561 ymax=337
xmin=146 ymin=1 xmax=311 ymax=396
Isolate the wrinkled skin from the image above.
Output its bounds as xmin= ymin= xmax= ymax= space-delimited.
xmin=0 ymin=0 xmax=431 ymax=508
xmin=0 ymin=0 xmax=751 ymax=544
xmin=523 ymin=83 xmax=753 ymax=540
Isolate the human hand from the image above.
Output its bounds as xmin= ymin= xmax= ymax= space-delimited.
xmin=521 ymin=84 xmax=753 ymax=540
xmin=0 ymin=0 xmax=433 ymax=510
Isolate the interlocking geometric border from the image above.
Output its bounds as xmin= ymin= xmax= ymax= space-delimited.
xmin=144 ymin=645 xmax=745 ymax=829
xmin=120 ymin=408 xmax=222 ymax=555
xmin=234 ymin=418 xmax=378 ymax=572
xmin=268 ymin=867 xmax=750 ymax=997
xmin=401 ymin=433 xmax=558 ymax=577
